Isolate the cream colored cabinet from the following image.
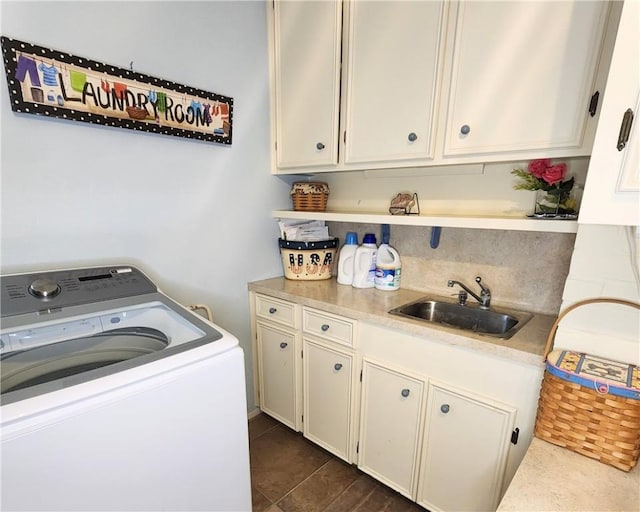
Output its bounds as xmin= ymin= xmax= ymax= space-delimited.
xmin=253 ymin=293 xmax=301 ymax=431
xmin=270 ymin=0 xmax=341 ymax=169
xmin=358 ymin=322 xmax=544 ymax=510
xmin=417 ymin=381 xmax=516 ymax=512
xmin=268 ymin=0 xmax=617 ymax=174
xmin=302 ymin=306 xmax=358 ymax=462
xmin=358 ymin=359 xmax=425 ymax=500
xmin=442 ymin=1 xmax=610 ymax=158
xmin=303 ymin=339 xmax=354 ymax=461
xmin=256 ymin=322 xmax=299 ymax=430
xmin=343 ymin=0 xmax=445 ymax=164
xmin=579 ymin=0 xmax=640 ymax=226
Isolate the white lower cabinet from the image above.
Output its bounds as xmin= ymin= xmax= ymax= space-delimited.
xmin=251 ymin=292 xmax=542 ymax=512
xmin=417 ymin=381 xmax=517 ymax=512
xmin=256 ymin=322 xmax=299 ymax=430
xmin=303 ymin=338 xmax=354 ymax=462
xmin=358 ymin=359 xmax=425 ymax=500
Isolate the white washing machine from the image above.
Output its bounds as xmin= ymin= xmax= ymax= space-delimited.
xmin=0 ymin=265 xmax=251 ymax=511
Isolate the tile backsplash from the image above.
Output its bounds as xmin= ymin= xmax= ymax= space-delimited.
xmin=328 ymin=222 xmax=576 ymax=315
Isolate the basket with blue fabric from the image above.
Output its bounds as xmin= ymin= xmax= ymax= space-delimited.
xmin=534 ymin=298 xmax=640 ymax=472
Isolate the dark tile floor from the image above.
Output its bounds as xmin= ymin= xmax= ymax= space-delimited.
xmin=248 ymin=413 xmax=427 ymax=512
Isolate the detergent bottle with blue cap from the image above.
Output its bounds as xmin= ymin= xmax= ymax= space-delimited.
xmin=352 ymin=233 xmax=377 ymax=288
xmin=337 ymin=232 xmax=358 ymax=285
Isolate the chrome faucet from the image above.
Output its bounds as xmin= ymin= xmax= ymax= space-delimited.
xmin=448 ymin=276 xmax=491 ymax=309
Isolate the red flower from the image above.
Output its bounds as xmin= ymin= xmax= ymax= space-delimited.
xmin=541 ymin=163 xmax=567 ymax=185
xmin=528 ymin=159 xmax=551 ymax=179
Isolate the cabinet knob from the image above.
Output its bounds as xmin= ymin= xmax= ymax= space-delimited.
xmin=269 ymin=307 xmax=277 ymax=314
xmin=321 ymin=324 xmax=330 ymax=332
xmin=334 ymin=363 xmax=343 ymax=371
xmin=460 ymin=125 xmax=470 ymax=135
xmin=440 ymin=404 xmax=450 ymax=414
xmin=407 ymin=132 xmax=418 ymax=142
xmin=316 ymin=142 xmax=325 ymax=150
xmin=401 ymin=388 xmax=410 ymax=398
xmin=279 ymin=342 xmax=288 ymax=349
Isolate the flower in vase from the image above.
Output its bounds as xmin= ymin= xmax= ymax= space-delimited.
xmin=511 ymin=159 xmax=577 ymax=215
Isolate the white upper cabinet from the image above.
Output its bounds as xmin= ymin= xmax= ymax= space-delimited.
xmin=343 ymin=1 xmax=445 ymax=164
xmin=268 ymin=0 xmax=617 ymax=174
xmin=579 ymin=0 xmax=640 ymax=226
xmin=442 ymin=1 xmax=610 ymax=158
xmin=271 ymin=0 xmax=342 ymax=169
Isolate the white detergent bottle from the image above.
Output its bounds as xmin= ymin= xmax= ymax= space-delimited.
xmin=352 ymin=233 xmax=377 ymax=288
xmin=375 ymin=243 xmax=401 ymax=291
xmin=337 ymin=232 xmax=359 ymax=285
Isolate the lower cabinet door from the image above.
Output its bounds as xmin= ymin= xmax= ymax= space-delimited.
xmin=256 ymin=322 xmax=298 ymax=430
xmin=303 ymin=339 xmax=353 ymax=461
xmin=358 ymin=359 xmax=425 ymax=500
xmin=417 ymin=381 xmax=516 ymax=512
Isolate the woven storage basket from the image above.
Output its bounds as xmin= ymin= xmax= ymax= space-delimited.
xmin=534 ymin=298 xmax=640 ymax=472
xmin=290 ymin=182 xmax=329 ymax=212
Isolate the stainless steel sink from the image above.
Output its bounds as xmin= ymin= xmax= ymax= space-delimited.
xmin=388 ymin=298 xmax=533 ymax=339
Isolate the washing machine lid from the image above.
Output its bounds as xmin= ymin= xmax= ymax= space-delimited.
xmin=0 ymin=300 xmax=220 ymax=405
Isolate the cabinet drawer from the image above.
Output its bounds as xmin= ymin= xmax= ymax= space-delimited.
xmin=255 ymin=294 xmax=297 ymax=328
xmin=302 ymin=307 xmax=356 ymax=348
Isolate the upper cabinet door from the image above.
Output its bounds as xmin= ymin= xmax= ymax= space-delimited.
xmin=343 ymin=1 xmax=446 ymax=164
xmin=443 ymin=1 xmax=609 ymax=157
xmin=579 ymin=0 xmax=639 ymax=226
xmin=272 ymin=0 xmax=342 ymax=169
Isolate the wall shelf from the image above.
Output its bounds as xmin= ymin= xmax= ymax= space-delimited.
xmin=272 ymin=209 xmax=579 ymax=234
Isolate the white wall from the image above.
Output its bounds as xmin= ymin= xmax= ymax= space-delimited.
xmin=555 ymin=225 xmax=640 ymax=365
xmin=0 ymin=1 xmax=289 ymax=410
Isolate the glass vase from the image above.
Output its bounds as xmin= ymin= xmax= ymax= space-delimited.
xmin=533 ymin=186 xmax=580 ymax=218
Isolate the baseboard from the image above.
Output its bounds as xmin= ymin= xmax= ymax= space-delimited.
xmin=247 ymin=407 xmax=262 ymax=421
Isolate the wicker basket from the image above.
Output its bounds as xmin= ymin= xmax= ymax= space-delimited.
xmin=290 ymin=182 xmax=329 ymax=212
xmin=534 ymin=298 xmax=640 ymax=472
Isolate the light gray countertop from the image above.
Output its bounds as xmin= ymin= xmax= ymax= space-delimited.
xmin=248 ymin=277 xmax=554 ymax=367
xmin=498 ymin=438 xmax=640 ymax=511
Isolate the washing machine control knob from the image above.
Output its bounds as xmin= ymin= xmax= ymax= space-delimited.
xmin=29 ymin=278 xmax=61 ymax=299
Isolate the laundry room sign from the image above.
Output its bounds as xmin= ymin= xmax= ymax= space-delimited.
xmin=1 ymin=36 xmax=233 ymax=145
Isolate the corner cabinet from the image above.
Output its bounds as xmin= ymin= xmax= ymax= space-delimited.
xmin=579 ymin=0 xmax=640 ymax=226
xmin=442 ymin=1 xmax=609 ymax=157
xmin=268 ymin=0 xmax=618 ymax=174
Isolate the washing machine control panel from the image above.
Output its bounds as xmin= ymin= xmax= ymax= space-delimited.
xmin=1 ymin=266 xmax=157 ymax=317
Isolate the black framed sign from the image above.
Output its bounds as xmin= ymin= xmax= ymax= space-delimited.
xmin=1 ymin=36 xmax=233 ymax=145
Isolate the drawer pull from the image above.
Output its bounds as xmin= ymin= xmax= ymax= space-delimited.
xmin=321 ymin=324 xmax=330 ymax=332
xmin=316 ymin=142 xmax=325 ymax=150
xmin=279 ymin=342 xmax=288 ymax=349
xmin=401 ymin=388 xmax=410 ymax=398
xmin=408 ymin=132 xmax=417 ymax=142
xmin=441 ymin=404 xmax=450 ymax=414
xmin=268 ymin=307 xmax=277 ymax=314
xmin=334 ymin=363 xmax=343 ymax=371
xmin=460 ymin=124 xmax=471 ymax=135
